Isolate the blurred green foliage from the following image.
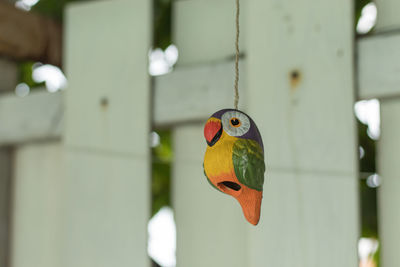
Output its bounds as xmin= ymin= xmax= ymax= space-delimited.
xmin=359 ymin=121 xmax=376 ymax=174
xmin=153 ymin=0 xmax=172 ymax=50
xmin=355 ymin=0 xmax=379 ymax=264
xmin=358 ymin=118 xmax=379 ymax=265
xmin=151 ymin=130 xmax=172 ymax=217
xmin=374 ymin=243 xmax=381 ymax=266
xmin=18 ymin=61 xmax=44 ymax=89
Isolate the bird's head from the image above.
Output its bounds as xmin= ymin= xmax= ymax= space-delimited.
xmin=204 ymin=109 xmax=263 ymax=150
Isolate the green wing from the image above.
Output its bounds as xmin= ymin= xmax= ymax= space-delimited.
xmin=232 ymin=139 xmax=265 ymax=191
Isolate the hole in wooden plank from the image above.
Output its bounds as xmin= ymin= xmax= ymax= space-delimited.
xmin=100 ymin=97 xmax=108 ymax=108
xmin=289 ymin=69 xmax=301 ymax=89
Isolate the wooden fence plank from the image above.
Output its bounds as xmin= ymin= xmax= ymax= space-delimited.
xmin=0 ymin=148 xmax=11 ymax=267
xmin=11 ymin=142 xmax=63 ymax=267
xmin=247 ymin=0 xmax=359 ymax=266
xmin=372 ymin=2 xmax=400 ymax=266
xmin=65 ymin=0 xmax=150 ymax=156
xmin=174 ymin=0 xmax=247 ymax=66
xmin=172 ymin=1 xmax=251 ymax=266
xmin=154 ymin=60 xmax=246 ymax=126
xmin=375 ymin=0 xmax=400 ymax=32
xmin=358 ymin=34 xmax=400 ymax=99
xmin=378 ymin=101 xmax=400 ymax=267
xmin=0 ymin=90 xmax=63 ymax=146
xmin=62 ymin=1 xmax=151 ymax=266
xmin=0 ymin=60 xmax=243 ymax=144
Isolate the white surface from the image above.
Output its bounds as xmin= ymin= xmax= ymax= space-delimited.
xmin=61 ymin=150 xmax=149 ymax=267
xmin=65 ymin=0 xmax=151 ymax=156
xmin=378 ymin=101 xmax=400 ymax=267
xmin=375 ymin=0 xmax=400 ymax=31
xmin=354 ymin=99 xmax=381 ymax=140
xmin=148 ymin=207 xmax=176 ymax=267
xmin=358 ymin=4 xmax=400 ymax=263
xmin=0 ymin=59 xmax=244 ymax=144
xmin=358 ymin=34 xmax=400 ymax=99
xmin=15 ymin=83 xmax=30 ymax=97
xmin=351 ymin=0 xmax=400 ymax=262
xmin=173 ymin=124 xmax=248 ymax=267
xmin=249 ymin=171 xmax=358 ymax=267
xmin=174 ymin=0 xmax=247 ymax=65
xmin=63 ymin=0 xmax=151 ymax=266
xmin=358 ymin=238 xmax=378 ymax=261
xmin=0 ymin=89 xmax=63 ymax=145
xmin=0 ymin=149 xmax=11 ymax=267
xmin=154 ymin=60 xmax=246 ymax=126
xmin=366 ymin=173 xmax=381 ymax=188
xmin=247 ymin=0 xmax=357 ymax=174
xmin=247 ymin=0 xmax=358 ymax=266
xmin=15 ymin=0 xmax=38 ymax=11
xmin=356 ymin=3 xmax=377 ymax=34
xmin=32 ymin=64 xmax=67 ymax=92
xmin=149 ymin=44 xmax=178 ymax=76
xmin=11 ymin=142 xmax=64 ymax=267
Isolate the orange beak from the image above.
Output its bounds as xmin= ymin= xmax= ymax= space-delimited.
xmin=217 ymin=181 xmax=262 ymax=225
xmin=236 ymin=187 xmax=262 ymax=225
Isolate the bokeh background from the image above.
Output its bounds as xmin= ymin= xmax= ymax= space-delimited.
xmin=0 ymin=0 xmax=394 ymax=266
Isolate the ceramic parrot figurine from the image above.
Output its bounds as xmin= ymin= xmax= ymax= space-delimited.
xmin=203 ymin=109 xmax=266 ymax=225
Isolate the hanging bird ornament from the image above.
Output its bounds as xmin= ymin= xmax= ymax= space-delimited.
xmin=202 ymin=0 xmax=266 ymax=225
xmin=203 ymin=109 xmax=265 ymax=225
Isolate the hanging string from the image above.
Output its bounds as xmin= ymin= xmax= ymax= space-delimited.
xmin=233 ymin=0 xmax=240 ymax=110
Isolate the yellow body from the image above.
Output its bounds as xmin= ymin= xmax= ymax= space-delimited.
xmin=204 ymin=130 xmax=238 ymax=184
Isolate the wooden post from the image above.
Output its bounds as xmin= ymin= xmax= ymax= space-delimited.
xmin=174 ymin=0 xmax=247 ymax=66
xmin=378 ymin=102 xmax=400 ymax=267
xmin=375 ymin=0 xmax=400 ymax=32
xmin=172 ymin=1 xmax=248 ymax=266
xmin=246 ymin=0 xmax=359 ymax=266
xmin=0 ymin=90 xmax=63 ymax=146
xmin=62 ymin=0 xmax=151 ymax=266
xmin=0 ymin=148 xmax=12 ymax=267
xmin=373 ymin=1 xmax=400 ymax=265
xmin=11 ymin=143 xmax=63 ymax=267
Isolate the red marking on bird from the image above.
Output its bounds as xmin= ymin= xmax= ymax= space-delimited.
xmin=204 ymin=119 xmax=222 ymax=145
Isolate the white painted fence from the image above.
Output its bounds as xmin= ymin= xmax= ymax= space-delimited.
xmin=172 ymin=1 xmax=358 ymax=266
xmin=246 ymin=0 xmax=358 ymax=265
xmin=363 ymin=1 xmax=400 ymax=266
xmin=0 ymin=0 xmax=399 ymax=266
xmin=8 ymin=0 xmax=151 ymax=267
xmin=11 ymin=142 xmax=63 ymax=267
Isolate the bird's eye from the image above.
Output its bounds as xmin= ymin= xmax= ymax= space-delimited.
xmin=222 ymin=111 xmax=250 ymax=137
xmin=230 ymin=118 xmax=241 ymax=127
